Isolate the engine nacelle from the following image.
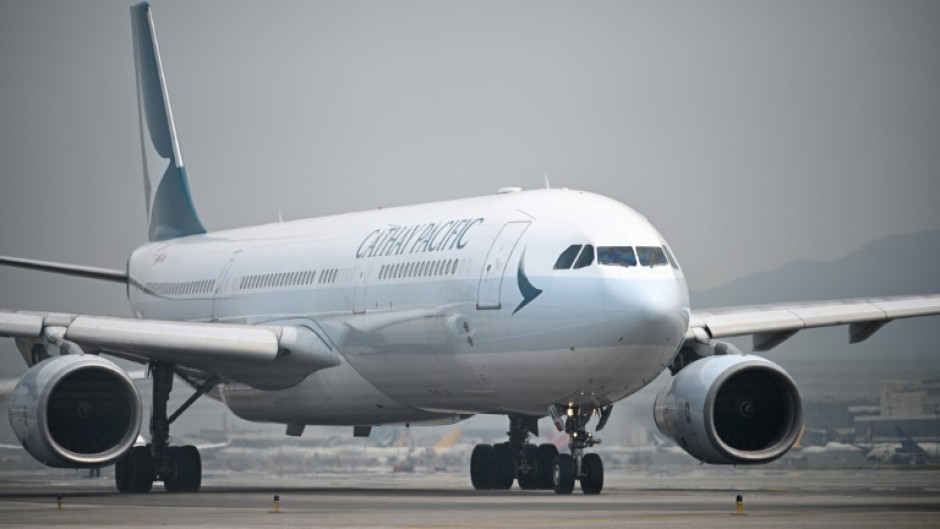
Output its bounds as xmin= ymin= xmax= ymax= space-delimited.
xmin=9 ymin=354 xmax=142 ymax=468
xmin=654 ymin=353 xmax=803 ymax=464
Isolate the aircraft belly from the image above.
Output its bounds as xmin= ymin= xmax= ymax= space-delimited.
xmin=340 ymin=303 xmax=674 ymax=414
xmin=340 ymin=305 xmax=502 ymax=413
xmin=218 ymin=361 xmax=460 ymax=426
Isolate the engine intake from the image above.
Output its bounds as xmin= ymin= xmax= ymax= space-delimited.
xmin=9 ymin=355 xmax=142 ymax=468
xmin=654 ymin=352 xmax=802 ymax=464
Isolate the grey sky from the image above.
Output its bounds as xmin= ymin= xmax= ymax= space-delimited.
xmin=0 ymin=1 xmax=938 ymax=309
xmin=1 ymin=0 xmax=939 ymax=450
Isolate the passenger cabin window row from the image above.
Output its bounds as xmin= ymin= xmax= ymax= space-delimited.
xmin=378 ymin=258 xmax=460 ymax=281
xmin=146 ymin=279 xmax=216 ymax=297
xmin=237 ymin=268 xmax=345 ymax=291
xmin=239 ymin=270 xmax=317 ymax=290
xmin=319 ymin=268 xmax=339 ymax=284
xmin=554 ymin=245 xmax=679 ymax=270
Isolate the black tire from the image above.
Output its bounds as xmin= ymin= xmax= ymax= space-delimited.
xmin=470 ymin=444 xmax=492 ymax=490
xmin=115 ymin=451 xmax=131 ymax=492
xmin=179 ymin=445 xmax=202 ymax=492
xmin=122 ymin=446 xmax=154 ymax=493
xmin=580 ymin=453 xmax=604 ymax=495
xmin=552 ymin=453 xmax=575 ymax=494
xmin=516 ymin=445 xmax=540 ymax=490
xmin=164 ymin=445 xmax=202 ymax=492
xmin=536 ymin=443 xmax=559 ymax=490
xmin=488 ymin=443 xmax=515 ymax=490
xmin=163 ymin=447 xmax=182 ymax=492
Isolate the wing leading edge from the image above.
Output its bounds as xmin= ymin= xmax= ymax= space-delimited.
xmin=0 ymin=255 xmax=127 ymax=283
xmin=0 ymin=311 xmax=339 ymax=390
xmin=688 ymin=294 xmax=940 ymax=351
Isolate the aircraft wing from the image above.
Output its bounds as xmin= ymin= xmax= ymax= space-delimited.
xmin=0 ymin=311 xmax=340 ymax=390
xmin=688 ymin=294 xmax=940 ymax=351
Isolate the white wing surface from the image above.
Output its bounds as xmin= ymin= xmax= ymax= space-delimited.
xmin=688 ymin=294 xmax=940 ymax=351
xmin=0 ymin=311 xmax=340 ymax=390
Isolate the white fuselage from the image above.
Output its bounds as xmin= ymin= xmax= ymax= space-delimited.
xmin=127 ymin=189 xmax=691 ymax=426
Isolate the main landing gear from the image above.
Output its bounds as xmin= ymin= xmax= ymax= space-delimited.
xmin=470 ymin=415 xmax=558 ymax=491
xmin=469 ymin=405 xmax=612 ymax=495
xmin=115 ymin=362 xmax=215 ymax=493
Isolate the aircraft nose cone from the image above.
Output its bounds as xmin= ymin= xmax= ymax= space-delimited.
xmin=603 ymin=278 xmax=689 ymax=346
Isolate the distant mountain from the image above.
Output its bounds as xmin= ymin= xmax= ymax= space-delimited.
xmin=692 ymin=230 xmax=940 ymax=309
xmin=689 ymin=230 xmax=940 ymax=397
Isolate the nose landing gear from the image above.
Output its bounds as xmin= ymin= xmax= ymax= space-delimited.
xmin=549 ymin=403 xmax=611 ymax=495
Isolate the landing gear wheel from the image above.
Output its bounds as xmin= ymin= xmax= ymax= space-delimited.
xmin=116 ymin=446 xmax=154 ymax=493
xmin=470 ymin=444 xmax=493 ymax=490
xmin=163 ymin=445 xmax=202 ymax=492
xmin=552 ymin=453 xmax=575 ymax=494
xmin=115 ymin=454 xmax=130 ymax=493
xmin=516 ymin=445 xmax=540 ymax=490
xmin=580 ymin=453 xmax=604 ymax=495
xmin=536 ymin=443 xmax=558 ymax=490
xmin=488 ymin=442 xmax=515 ymax=490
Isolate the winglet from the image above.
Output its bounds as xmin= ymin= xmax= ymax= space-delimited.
xmin=130 ymin=3 xmax=206 ymax=241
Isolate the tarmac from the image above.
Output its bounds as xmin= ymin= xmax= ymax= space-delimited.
xmin=1 ymin=468 xmax=939 ymax=528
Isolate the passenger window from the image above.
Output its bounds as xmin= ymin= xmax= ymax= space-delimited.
xmin=573 ymin=245 xmax=595 ymax=269
xmin=636 ymin=246 xmax=668 ymax=267
xmin=554 ymin=245 xmax=582 ymax=270
xmin=597 ymin=246 xmax=637 ymax=268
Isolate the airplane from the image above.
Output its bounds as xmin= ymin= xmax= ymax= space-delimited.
xmin=855 ymin=426 xmax=936 ymax=465
xmin=2 ymin=2 xmax=940 ymax=495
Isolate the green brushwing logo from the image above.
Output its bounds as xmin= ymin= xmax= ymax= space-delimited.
xmin=513 ymin=249 xmax=543 ymax=314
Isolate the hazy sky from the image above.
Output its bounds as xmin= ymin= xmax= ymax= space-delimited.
xmin=0 ymin=0 xmax=939 ymax=449
xmin=2 ymin=0 xmax=939 ymax=287
xmin=0 ymin=1 xmax=938 ymax=340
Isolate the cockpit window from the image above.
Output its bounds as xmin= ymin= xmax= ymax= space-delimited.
xmin=597 ymin=246 xmax=637 ymax=268
xmin=554 ymin=245 xmax=582 ymax=270
xmin=636 ymin=246 xmax=669 ymax=267
xmin=573 ymin=245 xmax=595 ymax=269
xmin=662 ymin=245 xmax=680 ymax=270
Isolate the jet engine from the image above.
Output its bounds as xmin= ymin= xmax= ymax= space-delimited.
xmin=654 ymin=352 xmax=803 ymax=464
xmin=8 ymin=354 xmax=142 ymax=468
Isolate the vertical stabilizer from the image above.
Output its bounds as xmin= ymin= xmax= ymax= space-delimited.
xmin=130 ymin=3 xmax=206 ymax=242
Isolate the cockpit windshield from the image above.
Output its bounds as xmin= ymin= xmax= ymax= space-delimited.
xmin=636 ymin=246 xmax=669 ymax=267
xmin=556 ymin=244 xmax=674 ymax=270
xmin=597 ymin=246 xmax=637 ymax=268
xmin=573 ymin=245 xmax=595 ymax=269
xmin=554 ymin=245 xmax=582 ymax=269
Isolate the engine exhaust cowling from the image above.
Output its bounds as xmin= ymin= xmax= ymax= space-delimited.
xmin=9 ymin=354 xmax=142 ymax=468
xmin=654 ymin=353 xmax=803 ymax=464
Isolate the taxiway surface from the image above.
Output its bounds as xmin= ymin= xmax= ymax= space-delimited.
xmin=1 ymin=468 xmax=938 ymax=528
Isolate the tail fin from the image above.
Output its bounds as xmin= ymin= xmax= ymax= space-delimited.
xmin=130 ymin=3 xmax=206 ymax=242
